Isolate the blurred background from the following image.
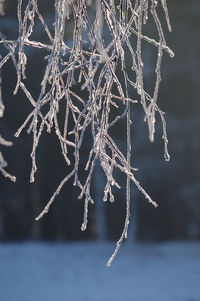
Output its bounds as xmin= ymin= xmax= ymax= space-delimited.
xmin=0 ymin=1 xmax=200 ymax=300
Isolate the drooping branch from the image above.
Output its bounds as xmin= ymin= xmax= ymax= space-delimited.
xmin=0 ymin=0 xmax=173 ymax=265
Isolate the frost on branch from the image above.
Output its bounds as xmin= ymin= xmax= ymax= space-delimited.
xmin=0 ymin=0 xmax=173 ymax=265
xmin=0 ymin=63 xmax=16 ymax=182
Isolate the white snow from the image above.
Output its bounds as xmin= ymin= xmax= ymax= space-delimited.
xmin=0 ymin=241 xmax=200 ymax=301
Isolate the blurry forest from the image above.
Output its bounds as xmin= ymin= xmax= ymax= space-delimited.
xmin=0 ymin=0 xmax=200 ymax=243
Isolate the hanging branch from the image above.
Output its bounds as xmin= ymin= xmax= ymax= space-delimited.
xmin=0 ymin=0 xmax=174 ymax=265
xmin=0 ymin=64 xmax=16 ymax=182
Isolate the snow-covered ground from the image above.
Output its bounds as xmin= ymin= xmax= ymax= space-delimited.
xmin=0 ymin=241 xmax=200 ymax=301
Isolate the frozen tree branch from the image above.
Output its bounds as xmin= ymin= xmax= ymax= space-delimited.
xmin=0 ymin=0 xmax=173 ymax=265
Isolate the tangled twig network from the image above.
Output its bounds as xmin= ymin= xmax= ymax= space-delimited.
xmin=0 ymin=0 xmax=174 ymax=265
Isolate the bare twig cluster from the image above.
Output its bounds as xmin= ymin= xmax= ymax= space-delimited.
xmin=0 ymin=0 xmax=173 ymax=265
